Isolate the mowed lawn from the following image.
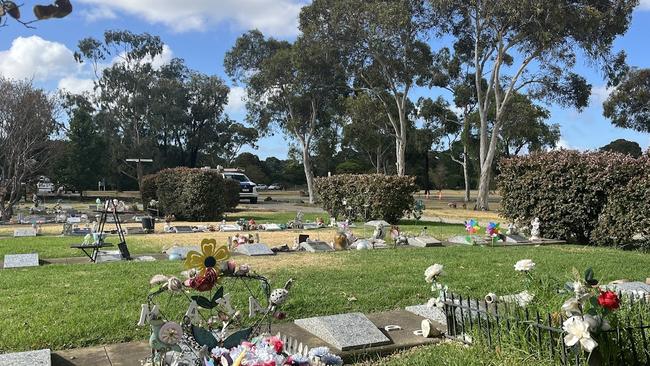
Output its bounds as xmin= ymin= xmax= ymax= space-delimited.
xmin=0 ymin=244 xmax=648 ymax=355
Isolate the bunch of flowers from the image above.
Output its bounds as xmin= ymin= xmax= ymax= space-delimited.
xmin=560 ymin=268 xmax=621 ymax=353
xmin=424 ymin=264 xmax=447 ymax=308
xmin=205 ymin=338 xmax=343 ymax=366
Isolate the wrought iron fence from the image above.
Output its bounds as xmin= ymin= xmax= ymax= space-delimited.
xmin=442 ymin=292 xmax=650 ymax=365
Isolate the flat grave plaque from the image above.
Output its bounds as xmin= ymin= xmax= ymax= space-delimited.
xmin=66 ymin=217 xmax=81 ymax=224
xmin=262 ymin=223 xmax=282 ymax=231
xmin=0 ymin=349 xmax=51 ymax=366
xmin=605 ymin=282 xmax=650 ymax=298
xmin=300 ymin=240 xmax=333 ymax=253
xmin=302 ymin=223 xmax=320 ymax=230
xmin=294 ymin=312 xmax=391 ymax=351
xmin=219 ymin=224 xmax=242 ymax=232
xmin=3 ymin=253 xmax=39 ymax=269
xmin=504 ymin=234 xmax=530 ymax=243
xmin=235 ymin=243 xmax=275 ymax=256
xmin=174 ymin=226 xmax=194 ymax=233
xmin=96 ymin=250 xmax=123 ymax=263
xmin=447 ymin=235 xmax=488 ymax=245
xmin=14 ymin=228 xmax=37 ymax=237
xmin=126 ymin=226 xmax=146 ymax=235
xmin=408 ymin=236 xmax=443 ymax=247
xmin=405 ymin=304 xmax=447 ymax=325
xmin=71 ymin=228 xmax=92 ymax=236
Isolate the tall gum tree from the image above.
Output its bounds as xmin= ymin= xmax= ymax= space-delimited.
xmin=431 ymin=0 xmax=637 ymax=209
xmin=300 ymin=0 xmax=435 ymax=176
xmin=224 ymin=30 xmax=347 ymax=204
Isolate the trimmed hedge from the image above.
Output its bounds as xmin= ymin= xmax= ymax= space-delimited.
xmin=591 ymin=158 xmax=650 ymax=248
xmin=314 ymin=174 xmax=418 ymax=224
xmin=140 ymin=174 xmax=158 ymax=205
xmin=148 ymin=168 xmax=239 ymax=221
xmin=498 ymin=150 xmax=644 ymax=244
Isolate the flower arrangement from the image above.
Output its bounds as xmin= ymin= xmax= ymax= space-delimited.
xmin=560 ymin=268 xmax=620 ymax=354
xmin=424 ymin=264 xmax=447 ymax=308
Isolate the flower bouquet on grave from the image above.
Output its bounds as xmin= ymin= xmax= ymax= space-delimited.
xmin=139 ymin=238 xmax=308 ymax=366
xmin=424 ymin=264 xmax=447 ymax=309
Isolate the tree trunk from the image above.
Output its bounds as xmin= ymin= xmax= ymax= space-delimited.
xmin=395 ymin=136 xmax=406 ymax=176
xmin=302 ymin=146 xmax=315 ymax=204
xmin=376 ymin=146 xmax=382 ymax=174
xmin=462 ymin=147 xmax=470 ymax=203
xmin=136 ymin=162 xmax=144 ymax=191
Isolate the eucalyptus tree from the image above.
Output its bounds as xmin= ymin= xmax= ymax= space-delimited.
xmin=1 ymin=0 xmax=72 ymax=28
xmin=300 ymin=0 xmax=436 ymax=176
xmin=430 ymin=0 xmax=637 ymax=209
xmin=603 ymin=68 xmax=650 ymax=133
xmin=224 ymin=30 xmax=347 ymax=203
xmin=499 ymin=94 xmax=560 ymax=157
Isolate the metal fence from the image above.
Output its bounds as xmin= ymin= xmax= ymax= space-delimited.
xmin=442 ymin=292 xmax=650 ymax=365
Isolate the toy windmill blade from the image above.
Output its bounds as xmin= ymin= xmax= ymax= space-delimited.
xmin=34 ymin=0 xmax=72 ymax=20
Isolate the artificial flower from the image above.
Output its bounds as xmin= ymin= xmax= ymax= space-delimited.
xmin=597 ymin=290 xmax=620 ymax=310
xmin=563 ymin=316 xmax=598 ymax=352
xmin=572 ymin=281 xmax=587 ymax=297
xmin=561 ymin=297 xmax=582 ymax=317
xmin=424 ymin=264 xmax=444 ymax=283
xmin=427 ymin=297 xmax=443 ymax=308
xmin=514 ymin=259 xmax=535 ymax=272
xmin=308 ymin=347 xmax=330 ymax=358
xmin=158 ymin=322 xmax=183 ymax=344
xmin=267 ymin=336 xmax=284 ymax=353
xmin=582 ymin=314 xmax=612 ymax=332
xmin=186 ymin=267 xmax=218 ymax=292
xmin=166 ymin=277 xmax=183 ymax=292
xmin=185 ymin=239 xmax=230 ymax=276
xmin=320 ymin=354 xmax=343 ymax=366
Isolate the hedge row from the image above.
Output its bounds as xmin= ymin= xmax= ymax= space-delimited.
xmin=143 ymin=168 xmax=239 ymax=221
xmin=498 ymin=150 xmax=649 ymax=247
xmin=314 ymin=174 xmax=418 ymax=223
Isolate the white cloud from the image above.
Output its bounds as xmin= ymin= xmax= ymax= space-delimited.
xmin=57 ymin=76 xmax=95 ymax=95
xmin=76 ymin=0 xmax=306 ymax=36
xmin=79 ymin=6 xmax=117 ymax=22
xmin=0 ymin=36 xmax=79 ymax=82
xmin=590 ymin=85 xmax=613 ymax=105
xmin=225 ymin=86 xmax=247 ymax=115
xmin=639 ymin=0 xmax=650 ymax=10
xmin=555 ymin=138 xmax=572 ymax=150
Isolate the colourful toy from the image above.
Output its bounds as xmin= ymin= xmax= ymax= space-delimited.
xmin=465 ymin=219 xmax=480 ymax=235
xmin=486 ymin=222 xmax=501 ymax=237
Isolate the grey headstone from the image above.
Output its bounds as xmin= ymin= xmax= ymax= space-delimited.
xmin=302 ymin=223 xmax=320 ymax=230
xmin=405 ymin=304 xmax=447 ymax=325
xmin=3 ymin=253 xmax=39 ymax=269
xmin=13 ymin=228 xmax=37 ymax=237
xmin=126 ymin=226 xmax=145 ymax=235
xmin=408 ymin=236 xmax=443 ymax=247
xmin=174 ymin=226 xmax=194 ymax=233
xmin=166 ymin=246 xmax=200 ymax=259
xmin=95 ymin=250 xmax=123 ymax=263
xmin=71 ymin=227 xmax=92 ymax=236
xmin=504 ymin=234 xmax=530 ymax=243
xmin=0 ymin=349 xmax=50 ymax=366
xmin=300 ymin=240 xmax=333 ymax=253
xmin=605 ymin=282 xmax=650 ymax=299
xmin=235 ymin=243 xmax=275 ymax=256
xmin=447 ymin=235 xmax=488 ymax=245
xmin=66 ymin=217 xmax=82 ymax=224
xmin=262 ymin=223 xmax=282 ymax=231
xmin=219 ymin=224 xmax=242 ymax=232
xmin=294 ymin=312 xmax=391 ymax=351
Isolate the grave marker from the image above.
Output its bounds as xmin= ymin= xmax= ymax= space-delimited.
xmin=294 ymin=312 xmax=391 ymax=351
xmin=0 ymin=349 xmax=50 ymax=366
xmin=3 ymin=253 xmax=40 ymax=269
xmin=13 ymin=228 xmax=37 ymax=237
xmin=262 ymin=223 xmax=282 ymax=231
xmin=300 ymin=241 xmax=333 ymax=253
xmin=126 ymin=226 xmax=146 ymax=235
xmin=174 ymin=226 xmax=194 ymax=233
xmin=407 ymin=236 xmax=442 ymax=247
xmin=235 ymin=243 xmax=275 ymax=256
xmin=219 ymin=224 xmax=242 ymax=232
xmin=446 ymin=235 xmax=488 ymax=245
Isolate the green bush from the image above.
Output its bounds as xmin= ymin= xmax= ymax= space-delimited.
xmin=314 ymin=174 xmax=418 ymax=223
xmin=140 ymin=174 xmax=158 ymax=205
xmin=151 ymin=168 xmax=238 ymax=221
xmin=591 ymin=157 xmax=650 ymax=248
xmin=498 ymin=150 xmax=643 ymax=244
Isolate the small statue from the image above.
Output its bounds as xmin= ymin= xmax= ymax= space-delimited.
xmin=329 ymin=217 xmax=337 ymax=227
xmin=530 ymin=217 xmax=541 ymax=240
xmin=506 ymin=222 xmax=518 ymax=235
xmin=333 ymin=232 xmax=348 ymax=251
xmin=32 ymin=193 xmax=40 ymax=207
xmin=96 ymin=198 xmax=102 ymax=211
xmin=372 ymin=223 xmax=385 ymax=240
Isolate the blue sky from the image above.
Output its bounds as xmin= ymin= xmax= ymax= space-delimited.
xmin=1 ymin=0 xmax=649 ymax=158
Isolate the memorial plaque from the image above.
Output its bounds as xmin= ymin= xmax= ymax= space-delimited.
xmin=219 ymin=224 xmax=242 ymax=232
xmin=3 ymin=253 xmax=39 ymax=269
xmin=302 ymin=223 xmax=320 ymax=230
xmin=71 ymin=227 xmax=92 ymax=236
xmin=300 ymin=240 xmax=333 ymax=253
xmin=294 ymin=312 xmax=391 ymax=351
xmin=174 ymin=226 xmax=194 ymax=233
xmin=126 ymin=226 xmax=145 ymax=235
xmin=67 ymin=217 xmax=82 ymax=224
xmin=235 ymin=243 xmax=275 ymax=256
xmin=447 ymin=235 xmax=488 ymax=245
xmin=262 ymin=223 xmax=282 ymax=231
xmin=605 ymin=282 xmax=650 ymax=299
xmin=407 ymin=236 xmax=443 ymax=247
xmin=95 ymin=250 xmax=123 ymax=263
xmin=405 ymin=304 xmax=447 ymax=325
xmin=504 ymin=234 xmax=530 ymax=243
xmin=13 ymin=228 xmax=37 ymax=237
xmin=0 ymin=349 xmax=50 ymax=366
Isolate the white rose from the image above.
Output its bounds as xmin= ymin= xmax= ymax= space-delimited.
xmin=563 ymin=316 xmax=598 ymax=352
xmin=424 ymin=264 xmax=444 ymax=283
xmin=561 ymin=298 xmax=582 ymax=317
xmin=514 ymin=259 xmax=536 ymax=272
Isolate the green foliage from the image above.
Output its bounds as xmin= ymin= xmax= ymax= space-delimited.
xmin=603 ymin=68 xmax=650 ymax=133
xmin=600 ymin=138 xmax=643 ymax=158
xmin=592 ymin=157 xmax=650 ymax=248
xmin=314 ymin=174 xmax=418 ymax=223
xmin=498 ymin=150 xmax=644 ymax=244
xmin=153 ymin=168 xmax=237 ymax=221
xmin=140 ymin=174 xmax=158 ymax=205
xmin=335 ymin=161 xmax=366 ymax=174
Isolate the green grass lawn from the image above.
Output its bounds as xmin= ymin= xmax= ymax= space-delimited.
xmin=1 ymin=244 xmax=648 ymax=356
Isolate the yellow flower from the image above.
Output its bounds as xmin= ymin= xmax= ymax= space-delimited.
xmin=184 ymin=239 xmax=230 ymax=276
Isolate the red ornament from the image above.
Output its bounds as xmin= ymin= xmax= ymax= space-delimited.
xmin=267 ymin=336 xmax=284 ymax=353
xmin=188 ymin=267 xmax=218 ymax=292
xmin=597 ymin=290 xmax=620 ymax=310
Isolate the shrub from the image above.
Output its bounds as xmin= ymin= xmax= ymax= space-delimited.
xmin=152 ymin=168 xmax=238 ymax=221
xmin=140 ymin=174 xmax=158 ymax=205
xmin=498 ymin=150 xmax=643 ymax=244
xmin=314 ymin=174 xmax=418 ymax=224
xmin=591 ymin=157 xmax=650 ymax=248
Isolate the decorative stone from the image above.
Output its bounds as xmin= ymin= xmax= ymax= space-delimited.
xmin=408 ymin=236 xmax=442 ymax=247
xmin=166 ymin=246 xmax=200 ymax=260
xmin=300 ymin=240 xmax=334 ymax=253
xmin=3 ymin=253 xmax=39 ymax=269
xmin=13 ymin=228 xmax=37 ymax=237
xmin=447 ymin=235 xmax=488 ymax=245
xmin=294 ymin=312 xmax=391 ymax=351
xmin=174 ymin=226 xmax=194 ymax=233
xmin=0 ymin=349 xmax=50 ymax=365
xmin=235 ymin=243 xmax=275 ymax=256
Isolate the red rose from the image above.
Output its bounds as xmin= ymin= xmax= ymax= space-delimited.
xmin=189 ymin=268 xmax=218 ymax=292
xmin=598 ymin=290 xmax=620 ymax=310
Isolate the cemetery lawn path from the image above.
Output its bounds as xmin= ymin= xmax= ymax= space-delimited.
xmin=1 ymin=245 xmax=648 ymax=354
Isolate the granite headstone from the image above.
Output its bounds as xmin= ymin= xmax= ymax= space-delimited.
xmin=294 ymin=312 xmax=391 ymax=351
xmin=0 ymin=349 xmax=50 ymax=366
xmin=3 ymin=253 xmax=39 ymax=269
xmin=300 ymin=240 xmax=334 ymax=253
xmin=407 ymin=236 xmax=443 ymax=247
xmin=174 ymin=226 xmax=194 ymax=233
xmin=13 ymin=228 xmax=37 ymax=237
xmin=235 ymin=243 xmax=275 ymax=256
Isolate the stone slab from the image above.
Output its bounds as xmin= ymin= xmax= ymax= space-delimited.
xmin=294 ymin=312 xmax=391 ymax=351
xmin=104 ymin=341 xmax=151 ymax=366
xmin=302 ymin=223 xmax=320 ymax=230
xmin=405 ymin=304 xmax=447 ymax=326
xmin=262 ymin=223 xmax=282 ymax=231
xmin=95 ymin=250 xmax=123 ymax=263
xmin=300 ymin=240 xmax=334 ymax=253
xmin=407 ymin=236 xmax=443 ymax=247
xmin=71 ymin=228 xmax=92 ymax=236
xmin=66 ymin=217 xmax=82 ymax=224
xmin=125 ymin=226 xmax=145 ymax=235
xmin=53 ymin=345 xmax=111 ymax=366
xmin=446 ymin=235 xmax=488 ymax=245
xmin=219 ymin=224 xmax=242 ymax=232
xmin=0 ymin=348 xmax=50 ymax=365
xmin=235 ymin=243 xmax=275 ymax=256
xmin=604 ymin=281 xmax=650 ymax=299
xmin=4 ymin=253 xmax=39 ymax=269
xmin=166 ymin=246 xmax=200 ymax=259
xmin=504 ymin=234 xmax=530 ymax=243
xmin=174 ymin=226 xmax=194 ymax=233
xmin=14 ymin=228 xmax=37 ymax=237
